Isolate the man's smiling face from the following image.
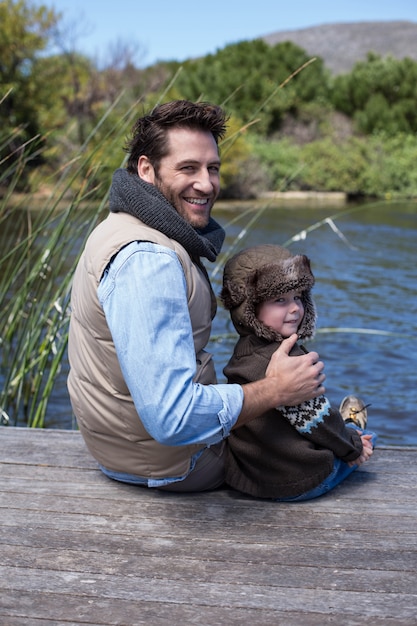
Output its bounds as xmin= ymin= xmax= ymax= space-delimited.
xmin=138 ymin=127 xmax=221 ymax=229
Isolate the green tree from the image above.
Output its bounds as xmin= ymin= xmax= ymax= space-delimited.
xmin=0 ymin=0 xmax=60 ymax=184
xmin=170 ymin=39 xmax=330 ymax=136
xmin=332 ymin=53 xmax=417 ymax=135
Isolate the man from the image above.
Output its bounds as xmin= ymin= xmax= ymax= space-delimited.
xmin=67 ymin=100 xmax=325 ymax=492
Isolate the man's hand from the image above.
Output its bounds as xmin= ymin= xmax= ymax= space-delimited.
xmin=236 ymin=334 xmax=325 ymax=428
xmin=265 ymin=334 xmax=326 ymax=406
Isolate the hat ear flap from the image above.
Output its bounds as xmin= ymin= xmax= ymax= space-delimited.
xmin=243 ymin=269 xmax=283 ymax=341
xmin=297 ymin=290 xmax=317 ymax=340
xmin=220 ymin=279 xmax=246 ymax=310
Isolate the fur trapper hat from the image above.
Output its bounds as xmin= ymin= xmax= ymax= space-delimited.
xmin=221 ymin=244 xmax=316 ymax=342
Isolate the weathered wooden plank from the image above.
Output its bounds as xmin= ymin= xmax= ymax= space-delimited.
xmin=0 ymin=523 xmax=415 ymax=573
xmin=1 ymin=564 xmax=416 ymax=619
xmin=1 ymin=542 xmax=416 ymax=595
xmin=2 ymin=469 xmax=416 ymax=526
xmin=3 ymin=591 xmax=415 ymax=626
xmin=1 ymin=494 xmax=417 ymax=541
xmin=1 ymin=428 xmax=96 ymax=468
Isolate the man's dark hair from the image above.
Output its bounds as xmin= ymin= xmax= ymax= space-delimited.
xmin=125 ymin=100 xmax=228 ymax=175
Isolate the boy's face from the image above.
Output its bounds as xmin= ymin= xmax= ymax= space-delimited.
xmin=257 ymin=290 xmax=304 ymax=338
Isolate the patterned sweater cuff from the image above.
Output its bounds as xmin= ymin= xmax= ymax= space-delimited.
xmin=278 ymin=396 xmax=332 ymax=434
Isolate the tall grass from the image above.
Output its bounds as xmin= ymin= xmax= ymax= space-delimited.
xmin=0 ymin=95 xmax=142 ymax=426
xmin=0 ymin=159 xmax=100 ymax=426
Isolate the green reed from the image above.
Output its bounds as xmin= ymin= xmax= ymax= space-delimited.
xmin=0 ymin=95 xmax=141 ymax=426
xmin=0 ymin=165 xmax=101 ymax=426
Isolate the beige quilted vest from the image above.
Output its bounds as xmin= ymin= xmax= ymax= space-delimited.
xmin=68 ymin=212 xmax=216 ymax=478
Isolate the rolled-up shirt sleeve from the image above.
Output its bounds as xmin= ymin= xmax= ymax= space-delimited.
xmin=98 ymin=241 xmax=243 ymax=446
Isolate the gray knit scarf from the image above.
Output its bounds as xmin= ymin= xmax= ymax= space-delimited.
xmin=109 ymin=168 xmax=225 ymax=262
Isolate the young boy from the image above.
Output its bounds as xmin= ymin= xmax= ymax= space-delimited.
xmin=221 ymin=244 xmax=376 ymax=501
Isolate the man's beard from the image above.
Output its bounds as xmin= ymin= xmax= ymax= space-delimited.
xmin=153 ymin=178 xmax=210 ymax=230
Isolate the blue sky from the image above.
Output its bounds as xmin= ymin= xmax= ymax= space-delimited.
xmin=44 ymin=0 xmax=417 ymax=67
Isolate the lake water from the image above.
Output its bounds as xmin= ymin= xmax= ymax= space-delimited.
xmin=4 ymin=199 xmax=417 ymax=445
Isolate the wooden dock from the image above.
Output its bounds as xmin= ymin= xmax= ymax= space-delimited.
xmin=1 ymin=427 xmax=416 ymax=625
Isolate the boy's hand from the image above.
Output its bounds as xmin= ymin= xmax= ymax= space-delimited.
xmin=348 ymin=434 xmax=374 ymax=467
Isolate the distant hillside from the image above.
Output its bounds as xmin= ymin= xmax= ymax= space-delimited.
xmin=262 ymin=21 xmax=417 ymax=74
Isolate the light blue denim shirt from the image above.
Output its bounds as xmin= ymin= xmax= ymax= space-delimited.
xmin=97 ymin=240 xmax=243 ymax=486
